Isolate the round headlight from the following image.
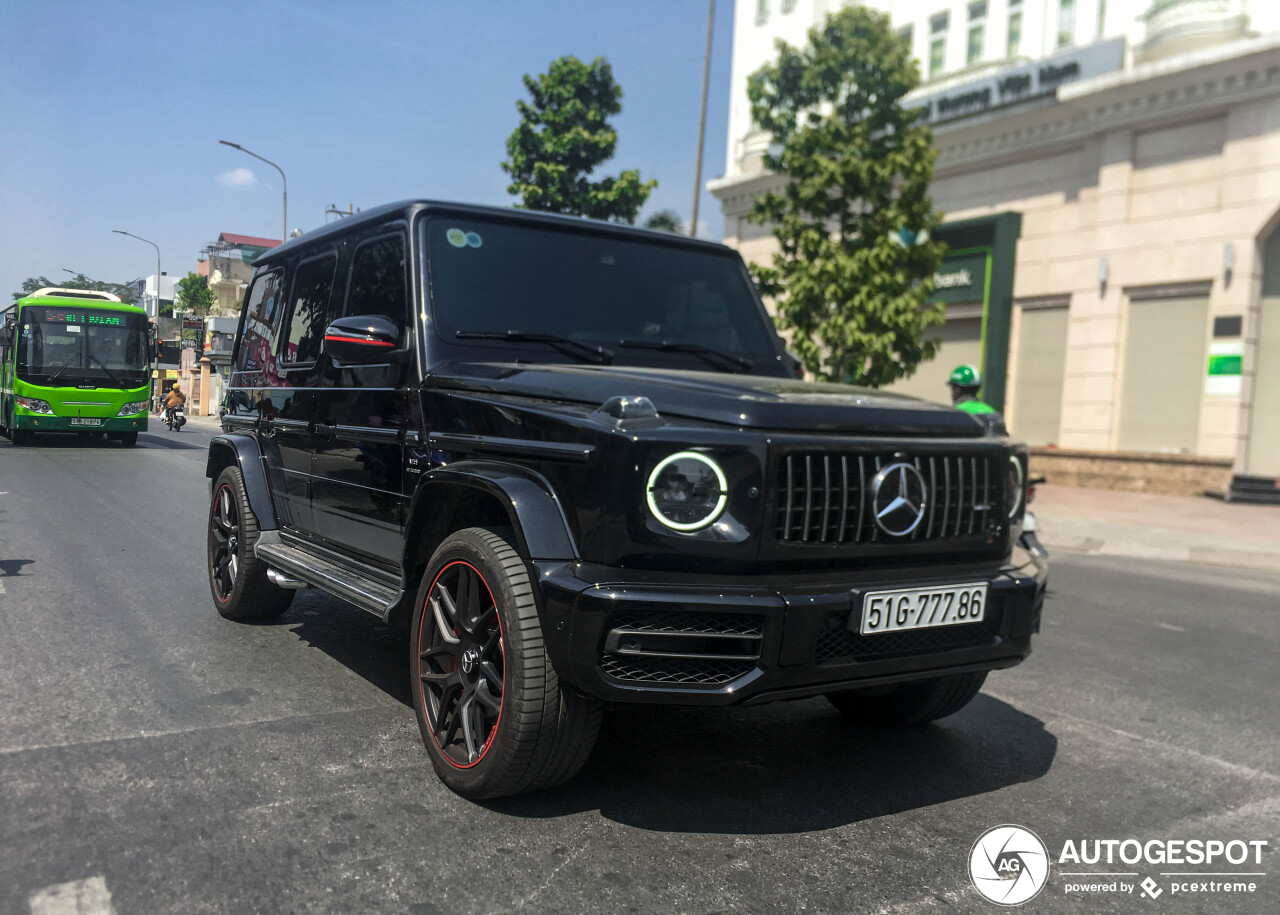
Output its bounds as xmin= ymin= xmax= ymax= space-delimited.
xmin=1005 ymin=455 xmax=1025 ymax=518
xmin=646 ymin=451 xmax=728 ymax=532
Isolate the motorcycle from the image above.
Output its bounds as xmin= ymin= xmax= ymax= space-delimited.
xmin=164 ymin=405 xmax=187 ymax=432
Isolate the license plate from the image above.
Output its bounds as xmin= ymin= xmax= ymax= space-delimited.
xmin=70 ymin=418 xmax=103 ymax=427
xmin=859 ymin=582 xmax=988 ymax=635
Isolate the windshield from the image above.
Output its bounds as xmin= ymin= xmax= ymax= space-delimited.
xmin=425 ymin=218 xmax=780 ymax=367
xmin=16 ymin=305 xmax=150 ymax=388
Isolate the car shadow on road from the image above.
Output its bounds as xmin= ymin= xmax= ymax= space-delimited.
xmin=280 ymin=594 xmax=1056 ymax=834
xmin=489 ymin=695 xmax=1057 ymax=834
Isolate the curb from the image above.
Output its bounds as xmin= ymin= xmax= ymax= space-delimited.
xmin=1041 ymin=533 xmax=1280 ymax=572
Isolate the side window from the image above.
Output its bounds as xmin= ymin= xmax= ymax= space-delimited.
xmin=233 ymin=269 xmax=285 ymax=376
xmin=280 ymin=253 xmax=338 ymax=366
xmin=345 ymin=232 xmax=408 ymax=332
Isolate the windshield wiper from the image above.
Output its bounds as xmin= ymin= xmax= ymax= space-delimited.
xmin=88 ymin=353 xmax=125 ymax=388
xmin=617 ymin=339 xmax=753 ymax=373
xmin=45 ymin=350 xmax=83 ymax=384
xmin=456 ymin=330 xmax=614 ymax=365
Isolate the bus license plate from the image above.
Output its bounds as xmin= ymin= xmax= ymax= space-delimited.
xmin=70 ymin=418 xmax=103 ymax=426
xmin=859 ymin=583 xmax=988 ymax=635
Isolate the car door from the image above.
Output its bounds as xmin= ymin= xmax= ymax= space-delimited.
xmin=310 ymin=225 xmax=412 ymax=565
xmin=225 ymin=266 xmax=318 ymax=532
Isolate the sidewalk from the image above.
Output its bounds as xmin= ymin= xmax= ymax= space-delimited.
xmin=1033 ymin=484 xmax=1280 ymax=571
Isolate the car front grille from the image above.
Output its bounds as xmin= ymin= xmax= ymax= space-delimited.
xmin=598 ymin=610 xmax=763 ymax=687
xmin=814 ymin=607 xmax=1003 ymax=663
xmin=774 ymin=452 xmax=1003 ymax=545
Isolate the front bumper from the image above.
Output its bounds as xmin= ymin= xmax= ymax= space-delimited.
xmin=13 ymin=414 xmax=148 ymax=433
xmin=534 ymin=547 xmax=1047 ymax=706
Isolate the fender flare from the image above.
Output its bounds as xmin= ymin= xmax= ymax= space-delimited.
xmin=403 ymin=461 xmax=579 ymax=563
xmin=206 ymin=434 xmax=278 ymax=532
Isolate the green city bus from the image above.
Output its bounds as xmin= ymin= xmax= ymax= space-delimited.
xmin=0 ymin=288 xmax=153 ymax=446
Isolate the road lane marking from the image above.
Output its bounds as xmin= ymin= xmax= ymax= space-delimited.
xmin=1156 ymin=621 xmax=1187 ymax=632
xmin=28 ymin=876 xmax=116 ymax=915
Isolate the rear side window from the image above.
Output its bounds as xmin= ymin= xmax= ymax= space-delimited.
xmin=345 ymin=232 xmax=408 ymax=331
xmin=281 ymin=253 xmax=337 ymax=366
xmin=233 ymin=269 xmax=285 ymax=377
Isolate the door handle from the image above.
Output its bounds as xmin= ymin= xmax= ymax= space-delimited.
xmin=314 ymin=422 xmax=338 ymax=439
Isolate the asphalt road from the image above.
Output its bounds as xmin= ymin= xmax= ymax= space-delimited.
xmin=1 ymin=423 xmax=1277 ymax=914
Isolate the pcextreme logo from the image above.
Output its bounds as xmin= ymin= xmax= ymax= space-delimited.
xmin=969 ymin=825 xmax=1050 ymax=906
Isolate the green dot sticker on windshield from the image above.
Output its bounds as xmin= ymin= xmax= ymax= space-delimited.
xmin=446 ymin=228 xmax=467 ymax=248
xmin=465 ymin=231 xmax=482 ymax=248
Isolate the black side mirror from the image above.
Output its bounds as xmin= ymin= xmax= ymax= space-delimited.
xmin=323 ymin=314 xmax=401 ymax=364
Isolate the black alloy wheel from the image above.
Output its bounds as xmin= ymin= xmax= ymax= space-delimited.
xmin=411 ymin=527 xmax=603 ymax=798
xmin=417 ymin=560 xmax=505 ymax=768
xmin=206 ymin=466 xmax=292 ymax=621
xmin=209 ymin=482 xmax=242 ymax=604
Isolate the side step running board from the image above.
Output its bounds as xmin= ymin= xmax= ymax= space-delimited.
xmin=255 ymin=534 xmax=403 ymax=620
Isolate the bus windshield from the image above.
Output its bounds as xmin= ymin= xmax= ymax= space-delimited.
xmin=16 ymin=306 xmax=150 ymax=389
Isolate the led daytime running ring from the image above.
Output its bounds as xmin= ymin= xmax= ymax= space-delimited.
xmin=1007 ymin=454 xmax=1025 ymax=518
xmin=646 ymin=451 xmax=728 ymax=532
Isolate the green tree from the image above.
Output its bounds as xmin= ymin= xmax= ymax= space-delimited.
xmin=13 ymin=273 xmax=137 ymax=304
xmin=502 ymin=55 xmax=656 ymax=223
xmin=747 ymin=6 xmax=947 ymax=386
xmin=175 ymin=272 xmax=216 ymax=316
xmin=643 ymin=209 xmax=684 ymax=234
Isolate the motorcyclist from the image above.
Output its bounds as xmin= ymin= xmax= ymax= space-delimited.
xmin=161 ymin=381 xmax=187 ymax=425
xmin=948 ymin=364 xmax=1005 ymax=434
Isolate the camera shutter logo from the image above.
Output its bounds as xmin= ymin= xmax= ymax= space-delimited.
xmin=870 ymin=462 xmax=928 ymax=537
xmin=969 ymin=825 xmax=1050 ymax=906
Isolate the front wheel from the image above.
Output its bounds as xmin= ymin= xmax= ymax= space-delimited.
xmin=411 ymin=527 xmax=602 ymax=799
xmin=119 ymin=431 xmax=138 ymax=447
xmin=11 ymin=428 xmax=32 ymax=447
xmin=826 ymin=672 xmax=987 ymax=727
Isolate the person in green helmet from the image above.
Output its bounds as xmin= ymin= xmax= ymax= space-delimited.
xmin=948 ymin=364 xmax=997 ymax=414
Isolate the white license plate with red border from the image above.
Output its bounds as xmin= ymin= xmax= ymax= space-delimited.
xmin=858 ymin=582 xmax=988 ymax=635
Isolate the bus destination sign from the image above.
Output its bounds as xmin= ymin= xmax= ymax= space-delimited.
xmin=43 ymin=311 xmax=122 ymax=326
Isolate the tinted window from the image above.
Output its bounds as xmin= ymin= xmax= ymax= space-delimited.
xmin=233 ymin=270 xmax=285 ymax=379
xmin=346 ymin=232 xmax=408 ymax=330
xmin=281 ymin=253 xmax=337 ymax=365
xmin=425 ymin=220 xmax=777 ymax=360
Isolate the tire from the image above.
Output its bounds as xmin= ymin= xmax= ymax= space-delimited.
xmin=826 ymin=671 xmax=987 ymax=727
xmin=207 ymin=466 xmax=293 ymax=621
xmin=411 ymin=527 xmax=602 ymax=799
xmin=11 ymin=428 xmax=32 ymax=447
xmin=119 ymin=432 xmax=138 ymax=447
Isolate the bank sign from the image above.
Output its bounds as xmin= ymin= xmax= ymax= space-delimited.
xmin=910 ymin=37 xmax=1125 ymax=125
xmin=929 ymin=250 xmax=990 ymax=306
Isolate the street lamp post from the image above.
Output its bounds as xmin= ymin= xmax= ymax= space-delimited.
xmin=112 ymin=230 xmax=161 ymax=315
xmin=219 ymin=140 xmax=287 ymax=243
xmin=690 ymin=0 xmax=716 ymax=238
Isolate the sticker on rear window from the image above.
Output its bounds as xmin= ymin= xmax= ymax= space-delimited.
xmin=446 ymin=228 xmax=467 ymax=248
xmin=465 ymin=232 xmax=482 ymax=248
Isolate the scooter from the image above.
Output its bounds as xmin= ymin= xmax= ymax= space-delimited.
xmin=1020 ymin=476 xmax=1048 ymax=559
xmin=165 ymin=405 xmax=187 ymax=432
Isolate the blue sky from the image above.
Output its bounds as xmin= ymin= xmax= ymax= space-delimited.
xmin=0 ymin=0 xmax=736 ymax=300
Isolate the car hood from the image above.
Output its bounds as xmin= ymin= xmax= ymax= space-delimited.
xmin=428 ymin=362 xmax=984 ymax=436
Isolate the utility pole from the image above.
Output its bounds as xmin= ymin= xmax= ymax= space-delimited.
xmin=220 ymin=140 xmax=288 ymax=243
xmin=690 ymin=0 xmax=716 ymax=238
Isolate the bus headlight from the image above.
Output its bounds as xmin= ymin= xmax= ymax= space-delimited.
xmin=15 ymin=396 xmax=55 ymax=415
xmin=118 ymin=401 xmax=149 ymax=415
xmin=646 ymin=451 xmax=728 ymax=532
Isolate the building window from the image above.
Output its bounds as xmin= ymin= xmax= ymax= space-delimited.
xmin=781 ymin=0 xmax=796 ymax=13
xmin=1057 ymin=0 xmax=1075 ymax=47
xmin=755 ymin=0 xmax=768 ymax=26
xmin=929 ymin=12 xmax=949 ymax=78
xmin=967 ymin=1 xmax=987 ymax=66
xmin=897 ymin=24 xmax=913 ymax=52
xmin=1007 ymin=0 xmax=1022 ymax=57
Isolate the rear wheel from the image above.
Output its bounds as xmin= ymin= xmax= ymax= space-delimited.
xmin=411 ymin=527 xmax=602 ymax=798
xmin=826 ymin=672 xmax=987 ymax=727
xmin=207 ymin=466 xmax=293 ymax=621
xmin=119 ymin=432 xmax=138 ymax=447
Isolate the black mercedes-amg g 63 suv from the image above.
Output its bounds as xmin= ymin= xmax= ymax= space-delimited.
xmin=206 ymin=200 xmax=1047 ymax=798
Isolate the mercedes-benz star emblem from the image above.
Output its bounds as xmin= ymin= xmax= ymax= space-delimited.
xmin=461 ymin=647 xmax=480 ymax=674
xmin=870 ymin=462 xmax=928 ymax=537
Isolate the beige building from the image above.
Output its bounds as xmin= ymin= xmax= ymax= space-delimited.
xmin=198 ymin=232 xmax=281 ymax=317
xmin=711 ymin=0 xmax=1280 ymax=499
